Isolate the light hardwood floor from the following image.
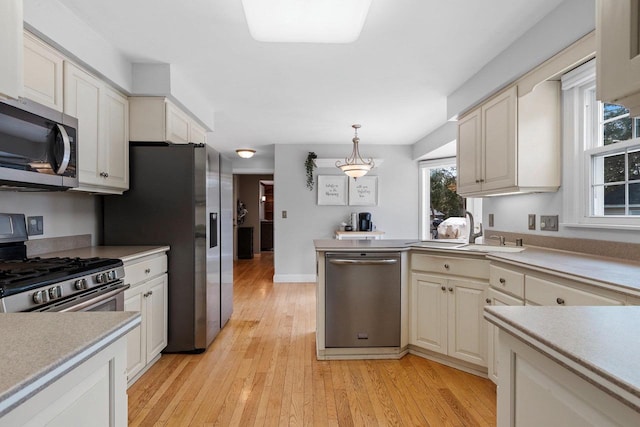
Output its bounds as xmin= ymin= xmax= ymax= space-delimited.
xmin=128 ymin=252 xmax=496 ymax=426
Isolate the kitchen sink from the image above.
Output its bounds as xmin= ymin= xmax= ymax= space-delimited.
xmin=455 ymin=244 xmax=525 ymax=253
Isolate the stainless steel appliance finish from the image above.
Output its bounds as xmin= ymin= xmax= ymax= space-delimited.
xmin=0 ymin=98 xmax=78 ymax=190
xmin=325 ymin=252 xmax=401 ymax=348
xmin=103 ymin=143 xmax=233 ymax=353
xmin=0 ymin=214 xmax=128 ymax=313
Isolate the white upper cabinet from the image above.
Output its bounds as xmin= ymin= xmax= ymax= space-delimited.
xmin=64 ymin=62 xmax=129 ymax=194
xmin=457 ymin=81 xmax=560 ymax=197
xmin=597 ymin=0 xmax=640 ymax=116
xmin=23 ymin=32 xmax=64 ymax=111
xmin=0 ymin=0 xmax=23 ymax=100
xmin=129 ymin=97 xmax=207 ymax=144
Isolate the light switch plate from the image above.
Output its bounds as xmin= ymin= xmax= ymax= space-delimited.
xmin=488 ymin=214 xmax=494 ymax=227
xmin=27 ymin=216 xmax=44 ymax=235
xmin=528 ymin=214 xmax=536 ymax=230
xmin=540 ymin=215 xmax=559 ymax=231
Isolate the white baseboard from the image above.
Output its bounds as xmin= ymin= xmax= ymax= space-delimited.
xmin=273 ymin=274 xmax=316 ymax=283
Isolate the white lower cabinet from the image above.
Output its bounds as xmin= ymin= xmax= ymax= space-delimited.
xmin=486 ymin=287 xmax=523 ymax=384
xmin=123 ymin=254 xmax=168 ymax=385
xmin=410 ymin=272 xmax=488 ymax=367
xmin=0 ymin=338 xmax=128 ymax=427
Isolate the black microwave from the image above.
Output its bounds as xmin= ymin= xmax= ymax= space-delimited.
xmin=0 ymin=98 xmax=78 ymax=190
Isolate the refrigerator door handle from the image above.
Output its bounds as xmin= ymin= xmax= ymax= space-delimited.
xmin=210 ymin=212 xmax=218 ymax=248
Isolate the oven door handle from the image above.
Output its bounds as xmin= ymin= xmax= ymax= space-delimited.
xmin=57 ymin=283 xmax=129 ymax=312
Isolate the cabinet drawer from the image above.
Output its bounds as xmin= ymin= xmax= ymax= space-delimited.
xmin=125 ymin=255 xmax=167 ymax=287
xmin=411 ymin=253 xmax=488 ymax=279
xmin=489 ymin=265 xmax=524 ymax=298
xmin=525 ymin=276 xmax=625 ymax=306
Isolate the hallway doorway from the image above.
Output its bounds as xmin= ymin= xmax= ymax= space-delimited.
xmin=234 ymin=174 xmax=274 ymax=264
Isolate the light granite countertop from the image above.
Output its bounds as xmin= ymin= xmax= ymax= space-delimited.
xmin=40 ymin=245 xmax=170 ymax=264
xmin=484 ymin=305 xmax=640 ymax=412
xmin=487 ymin=247 xmax=640 ymax=293
xmin=0 ymin=312 xmax=140 ymax=417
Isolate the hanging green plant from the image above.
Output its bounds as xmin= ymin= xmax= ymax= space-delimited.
xmin=305 ymin=152 xmax=318 ymax=191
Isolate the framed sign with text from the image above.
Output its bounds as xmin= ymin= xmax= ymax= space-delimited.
xmin=348 ymin=176 xmax=378 ymax=206
xmin=317 ymin=175 xmax=348 ymax=205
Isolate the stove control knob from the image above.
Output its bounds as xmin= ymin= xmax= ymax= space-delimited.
xmin=74 ymin=279 xmax=87 ymax=290
xmin=48 ymin=286 xmax=63 ymax=299
xmin=96 ymin=273 xmax=107 ymax=283
xmin=33 ymin=290 xmax=49 ymax=304
xmin=107 ymin=270 xmax=115 ymax=281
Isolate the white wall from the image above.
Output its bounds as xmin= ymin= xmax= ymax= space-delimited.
xmin=273 ymin=144 xmax=419 ymax=282
xmin=447 ymin=0 xmax=595 ymax=119
xmin=0 ymin=191 xmax=100 ymax=243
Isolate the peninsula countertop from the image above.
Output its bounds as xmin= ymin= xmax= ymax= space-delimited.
xmin=0 ymin=311 xmax=140 ymax=417
xmin=484 ymin=305 xmax=640 ymax=412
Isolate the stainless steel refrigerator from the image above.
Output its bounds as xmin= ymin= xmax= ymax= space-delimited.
xmin=103 ymin=142 xmax=233 ymax=353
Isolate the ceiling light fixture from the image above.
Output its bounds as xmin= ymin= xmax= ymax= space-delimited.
xmin=236 ymin=149 xmax=256 ymax=158
xmin=241 ymin=0 xmax=372 ymax=44
xmin=336 ymin=124 xmax=374 ymax=179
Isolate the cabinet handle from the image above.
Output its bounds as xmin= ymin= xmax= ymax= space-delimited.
xmin=448 ymin=287 xmax=453 ymax=292
xmin=486 ymin=298 xmax=491 ymax=304
xmin=143 ymin=292 xmax=148 ymax=297
xmin=441 ymin=286 xmax=446 ymax=291
xmin=499 ymin=278 xmax=506 ymax=284
xmin=444 ymin=264 xmax=450 ymax=269
xmin=556 ymin=297 xmax=565 ymax=305
xmin=475 ymin=179 xmax=480 ymax=183
xmin=145 ymin=268 xmax=151 ymax=274
xmin=149 ymin=290 xmax=153 ymax=296
xmin=479 ymin=178 xmax=485 ymax=183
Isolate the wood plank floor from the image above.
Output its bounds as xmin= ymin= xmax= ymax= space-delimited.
xmin=128 ymin=252 xmax=496 ymax=426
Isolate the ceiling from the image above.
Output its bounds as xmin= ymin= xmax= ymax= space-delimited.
xmin=56 ymin=0 xmax=565 ymax=158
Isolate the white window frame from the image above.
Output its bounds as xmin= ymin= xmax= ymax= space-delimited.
xmin=562 ymin=60 xmax=640 ymax=229
xmin=418 ymin=158 xmax=482 ymax=240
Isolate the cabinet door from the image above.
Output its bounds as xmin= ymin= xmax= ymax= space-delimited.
xmin=410 ymin=273 xmax=448 ymax=355
xmin=447 ymin=279 xmax=488 ymax=366
xmin=64 ymin=62 xmax=102 ymax=187
xmin=123 ymin=289 xmax=145 ymax=382
xmin=145 ymin=275 xmax=168 ymax=361
xmin=23 ymin=32 xmax=64 ymax=111
xmin=165 ymin=102 xmax=190 ymax=143
xmin=101 ymin=86 xmax=129 ymax=190
xmin=190 ymin=122 xmax=207 ymax=144
xmin=457 ymin=109 xmax=482 ymax=195
xmin=487 ymin=288 xmax=524 ymax=384
xmin=0 ymin=0 xmax=22 ymax=100
xmin=482 ymin=86 xmax=517 ymax=192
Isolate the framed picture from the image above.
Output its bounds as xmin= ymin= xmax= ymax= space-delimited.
xmin=348 ymin=176 xmax=378 ymax=206
xmin=317 ymin=175 xmax=348 ymax=205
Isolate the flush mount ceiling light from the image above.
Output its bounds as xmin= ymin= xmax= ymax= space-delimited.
xmin=336 ymin=124 xmax=374 ymax=179
xmin=241 ymin=0 xmax=372 ymax=43
xmin=236 ymin=149 xmax=256 ymax=158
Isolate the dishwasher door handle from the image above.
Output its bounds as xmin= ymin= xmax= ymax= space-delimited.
xmin=328 ymin=259 xmax=398 ymax=265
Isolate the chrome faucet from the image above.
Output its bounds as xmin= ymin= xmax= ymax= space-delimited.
xmin=465 ymin=211 xmax=483 ymax=244
xmin=489 ymin=235 xmax=506 ymax=246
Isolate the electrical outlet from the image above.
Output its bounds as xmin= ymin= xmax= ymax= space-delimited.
xmin=282 ymin=210 xmax=287 ymax=219
xmin=488 ymin=214 xmax=494 ymax=227
xmin=528 ymin=214 xmax=536 ymax=230
xmin=27 ymin=216 xmax=44 ymax=235
xmin=540 ymin=215 xmax=559 ymax=231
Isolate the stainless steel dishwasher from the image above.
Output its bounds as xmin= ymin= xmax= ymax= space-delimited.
xmin=325 ymin=252 xmax=401 ymax=347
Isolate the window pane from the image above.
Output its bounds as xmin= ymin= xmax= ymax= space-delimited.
xmin=603 ymin=117 xmax=632 ymax=145
xmin=603 ymin=103 xmax=628 ymax=120
xmin=629 ymin=150 xmax=640 ymax=180
xmin=630 ymin=183 xmax=640 ymax=215
xmin=603 ymin=153 xmax=626 ymax=183
xmin=430 ymin=167 xmax=464 ymax=239
xmin=604 ymin=184 xmax=625 ymax=215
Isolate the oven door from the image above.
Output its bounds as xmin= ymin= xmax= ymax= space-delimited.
xmin=35 ymin=281 xmax=129 ymax=312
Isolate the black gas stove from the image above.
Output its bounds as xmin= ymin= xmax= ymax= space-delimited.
xmin=0 ymin=213 xmax=127 ymax=313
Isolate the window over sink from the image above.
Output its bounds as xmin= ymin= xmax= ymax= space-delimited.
xmin=562 ymin=60 xmax=640 ymax=229
xmin=418 ymin=158 xmax=482 ymax=240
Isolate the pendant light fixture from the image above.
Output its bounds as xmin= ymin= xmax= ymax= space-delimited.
xmin=336 ymin=124 xmax=374 ymax=178
xmin=236 ymin=149 xmax=256 ymax=158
